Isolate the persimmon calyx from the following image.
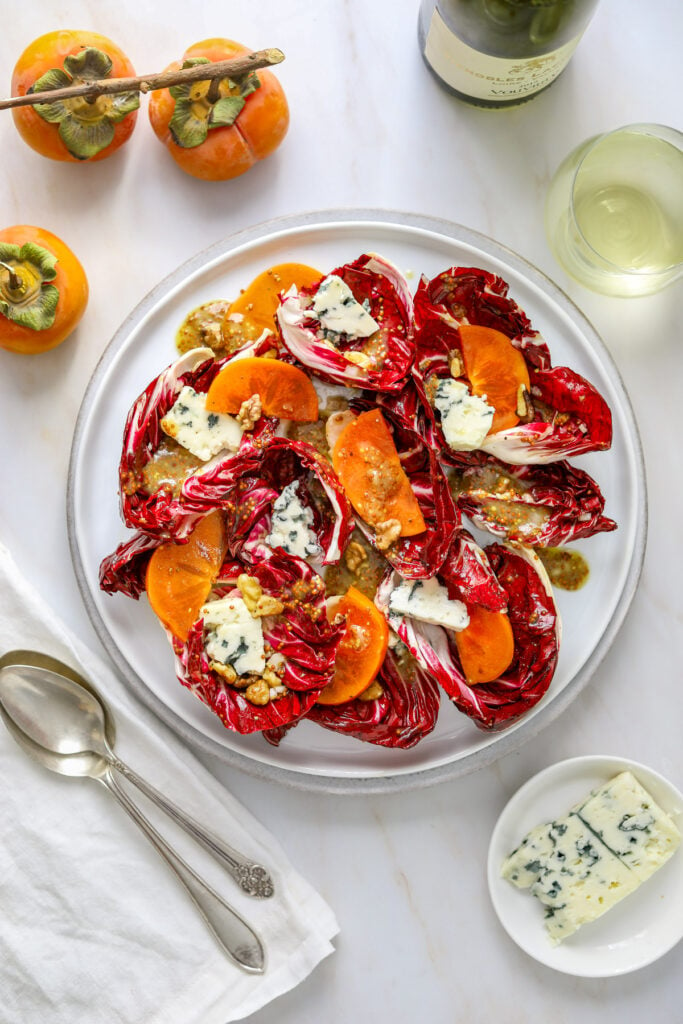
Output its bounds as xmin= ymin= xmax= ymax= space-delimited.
xmin=30 ymin=47 xmax=140 ymax=159
xmin=0 ymin=242 xmax=58 ymax=331
xmin=169 ymin=58 xmax=260 ymax=148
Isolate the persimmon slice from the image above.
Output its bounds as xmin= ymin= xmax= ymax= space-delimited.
xmin=458 ymin=324 xmax=530 ymax=434
xmin=331 ymin=409 xmax=426 ymax=537
xmin=454 ymin=604 xmax=515 ymax=685
xmin=205 ymin=356 xmax=319 ymax=422
xmin=226 ymin=262 xmax=323 ymax=331
xmin=145 ymin=511 xmax=227 ymax=641
xmin=317 ymin=586 xmax=389 ymax=705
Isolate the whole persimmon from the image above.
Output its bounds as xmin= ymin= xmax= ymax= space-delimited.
xmin=0 ymin=226 xmax=88 ymax=354
xmin=11 ymin=30 xmax=139 ymax=162
xmin=148 ymin=39 xmax=289 ymax=181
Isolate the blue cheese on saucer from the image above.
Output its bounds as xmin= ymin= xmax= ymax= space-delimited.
xmin=501 ymin=771 xmax=681 ymax=944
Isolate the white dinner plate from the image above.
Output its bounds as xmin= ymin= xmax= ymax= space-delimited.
xmin=67 ymin=209 xmax=646 ymax=793
xmin=487 ymin=755 xmax=683 ymax=976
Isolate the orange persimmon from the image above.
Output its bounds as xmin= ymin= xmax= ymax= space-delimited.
xmin=205 ymin=356 xmax=318 ymax=421
xmin=226 ymin=262 xmax=323 ymax=333
xmin=332 ymin=409 xmax=426 ymax=537
xmin=145 ymin=512 xmax=228 ymax=641
xmin=317 ymin=586 xmax=389 ymax=705
xmin=11 ymin=30 xmax=138 ymax=162
xmin=147 ymin=38 xmax=289 ymax=181
xmin=0 ymin=225 xmax=88 ymax=354
xmin=458 ymin=324 xmax=530 ymax=434
xmin=454 ymin=604 xmax=515 ymax=685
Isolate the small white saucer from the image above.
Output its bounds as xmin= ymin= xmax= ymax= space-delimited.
xmin=487 ymin=755 xmax=683 ymax=977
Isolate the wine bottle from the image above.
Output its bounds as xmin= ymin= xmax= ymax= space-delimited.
xmin=418 ymin=0 xmax=601 ymax=108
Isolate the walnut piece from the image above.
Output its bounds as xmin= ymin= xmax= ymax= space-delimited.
xmin=344 ymin=350 xmax=372 ymax=369
xmin=209 ymin=660 xmax=237 ymax=684
xmin=358 ymin=681 xmax=383 ymax=701
xmin=237 ymin=393 xmax=262 ymax=430
xmin=253 ymin=594 xmax=285 ymax=618
xmin=344 ymin=540 xmax=368 ymax=574
xmin=237 ymin=574 xmax=263 ymax=613
xmin=245 ymin=678 xmax=271 ymax=705
xmin=449 ymin=351 xmax=465 ymax=378
xmin=374 ymin=518 xmax=402 ymax=551
xmin=516 ymin=384 xmax=534 ymax=422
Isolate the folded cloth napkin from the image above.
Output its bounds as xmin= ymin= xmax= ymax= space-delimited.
xmin=0 ymin=542 xmax=338 ymax=1024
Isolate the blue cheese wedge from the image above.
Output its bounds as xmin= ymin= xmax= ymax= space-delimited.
xmin=161 ymin=386 xmax=243 ymax=462
xmin=389 ymin=576 xmax=469 ymax=631
xmin=310 ymin=274 xmax=379 ymax=338
xmin=434 ymin=378 xmax=494 ymax=451
xmin=201 ymin=595 xmax=266 ymax=676
xmin=501 ymin=771 xmax=681 ymax=944
xmin=266 ymin=481 xmax=322 ymax=560
xmin=574 ymin=771 xmax=681 ymax=883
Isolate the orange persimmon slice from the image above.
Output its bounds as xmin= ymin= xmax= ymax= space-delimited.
xmin=317 ymin=586 xmax=389 ymax=705
xmin=145 ymin=511 xmax=228 ymax=641
xmin=454 ymin=604 xmax=515 ymax=685
xmin=226 ymin=262 xmax=323 ymax=332
xmin=205 ymin=356 xmax=319 ymax=422
xmin=331 ymin=409 xmax=426 ymax=537
xmin=458 ymin=324 xmax=530 ymax=434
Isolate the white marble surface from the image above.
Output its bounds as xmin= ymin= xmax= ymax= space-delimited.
xmin=1 ymin=2 xmax=682 ymax=1021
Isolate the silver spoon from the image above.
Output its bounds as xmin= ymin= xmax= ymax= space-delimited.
xmin=0 ymin=650 xmax=273 ymax=898
xmin=0 ymin=650 xmax=267 ymax=974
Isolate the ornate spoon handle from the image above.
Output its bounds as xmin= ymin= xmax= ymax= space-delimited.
xmin=109 ymin=754 xmax=274 ymax=898
xmin=101 ymin=770 xmax=266 ymax=973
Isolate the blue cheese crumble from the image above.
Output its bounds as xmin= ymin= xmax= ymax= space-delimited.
xmin=161 ymin=386 xmax=243 ymax=461
xmin=311 ymin=275 xmax=379 ymax=339
xmin=501 ymin=771 xmax=681 ymax=944
xmin=266 ymin=482 xmax=322 ymax=560
xmin=201 ymin=595 xmax=266 ymax=676
xmin=434 ymin=378 xmax=494 ymax=451
xmin=388 ymin=576 xmax=469 ymax=631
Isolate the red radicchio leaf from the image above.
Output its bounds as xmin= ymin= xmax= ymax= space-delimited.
xmin=411 ymin=270 xmax=613 ymax=466
xmin=99 ymin=531 xmax=160 ymax=599
xmin=376 ymin=543 xmax=560 ymax=731
xmin=118 ymin=339 xmax=276 ymax=540
xmin=214 ymin=437 xmax=355 ymax=567
xmin=453 ymin=457 xmax=617 ymax=546
xmin=172 ymin=550 xmax=344 ymax=734
xmin=306 ymin=645 xmax=441 ymax=749
xmin=277 ymin=253 xmax=414 ymax=391
xmin=438 ymin=529 xmax=508 ymax=612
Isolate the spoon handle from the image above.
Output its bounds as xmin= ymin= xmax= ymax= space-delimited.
xmin=100 ymin=770 xmax=266 ymax=974
xmin=108 ymin=754 xmax=274 ymax=898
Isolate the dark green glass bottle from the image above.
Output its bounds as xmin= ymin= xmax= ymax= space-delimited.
xmin=418 ymin=0 xmax=601 ymax=107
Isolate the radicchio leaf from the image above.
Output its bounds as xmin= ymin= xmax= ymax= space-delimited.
xmin=277 ymin=253 xmax=414 ymax=391
xmin=411 ymin=268 xmax=612 ymax=465
xmin=99 ymin=530 xmax=159 ymax=599
xmin=172 ymin=550 xmax=344 ymax=734
xmin=377 ymin=542 xmax=560 ymax=731
xmin=118 ymin=339 xmax=275 ymax=540
xmin=306 ymin=645 xmax=441 ymax=748
xmin=452 ymin=457 xmax=617 ymax=546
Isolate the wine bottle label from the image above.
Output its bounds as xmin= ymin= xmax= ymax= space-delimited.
xmin=424 ymin=9 xmax=584 ymax=101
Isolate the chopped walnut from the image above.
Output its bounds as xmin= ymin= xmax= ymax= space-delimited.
xmin=344 ymin=350 xmax=372 ymax=369
xmin=374 ymin=518 xmax=402 ymax=551
xmin=245 ymin=678 xmax=270 ymax=705
xmin=449 ymin=350 xmax=465 ymax=378
xmin=424 ymin=375 xmax=439 ymax=406
xmin=262 ymin=665 xmax=283 ymax=688
xmin=237 ymin=393 xmax=262 ymax=430
xmin=209 ymin=660 xmax=237 ymax=684
xmin=358 ymin=681 xmax=383 ymax=701
xmin=237 ymin=574 xmax=263 ymax=613
xmin=516 ymin=384 xmax=534 ymax=422
xmin=344 ymin=540 xmax=368 ymax=574
xmin=159 ymin=416 xmax=178 ymax=439
xmin=253 ymin=594 xmax=285 ymax=618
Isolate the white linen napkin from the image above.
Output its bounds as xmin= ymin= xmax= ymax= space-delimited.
xmin=0 ymin=541 xmax=338 ymax=1024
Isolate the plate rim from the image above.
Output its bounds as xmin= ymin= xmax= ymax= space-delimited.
xmin=66 ymin=207 xmax=648 ymax=795
xmin=486 ymin=754 xmax=683 ymax=976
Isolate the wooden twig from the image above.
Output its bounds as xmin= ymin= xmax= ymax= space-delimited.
xmin=0 ymin=47 xmax=285 ymax=111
